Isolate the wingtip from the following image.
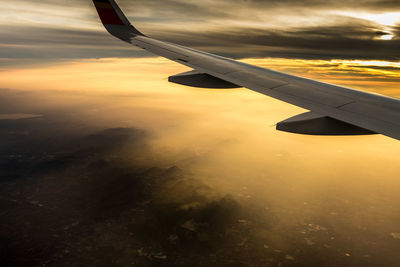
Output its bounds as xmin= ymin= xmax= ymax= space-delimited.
xmin=93 ymin=0 xmax=126 ymax=26
xmin=93 ymin=0 xmax=144 ymax=36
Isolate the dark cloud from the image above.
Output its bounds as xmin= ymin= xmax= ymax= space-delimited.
xmin=109 ymin=0 xmax=400 ymax=18
xmin=1 ymin=21 xmax=398 ymax=61
xmin=1 ymin=0 xmax=399 ymax=61
xmin=0 ymin=25 xmax=149 ymax=59
xmin=156 ymin=24 xmax=400 ymax=60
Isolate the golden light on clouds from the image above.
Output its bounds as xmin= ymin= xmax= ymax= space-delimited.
xmin=1 ymin=56 xmax=399 ymax=142
xmin=242 ymin=58 xmax=400 ymax=96
xmin=2 ymin=57 xmax=399 ymax=94
xmin=0 ymin=58 xmax=188 ymax=92
xmin=0 ymin=56 xmax=399 ymax=136
xmin=1 ymin=56 xmax=400 ymax=265
xmin=1 ymin=57 xmax=399 ymax=128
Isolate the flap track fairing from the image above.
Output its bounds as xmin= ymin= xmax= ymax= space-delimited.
xmin=277 ymin=112 xmax=376 ymax=136
xmin=169 ymin=70 xmax=241 ymax=89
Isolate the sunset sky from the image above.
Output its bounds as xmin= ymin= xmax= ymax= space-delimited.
xmin=1 ymin=1 xmax=400 ymax=266
xmin=1 ymin=0 xmax=400 ymax=93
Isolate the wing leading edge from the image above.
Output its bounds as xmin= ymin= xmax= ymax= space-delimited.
xmin=92 ymin=0 xmax=400 ymax=141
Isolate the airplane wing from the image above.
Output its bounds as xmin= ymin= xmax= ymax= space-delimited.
xmin=92 ymin=0 xmax=400 ymax=141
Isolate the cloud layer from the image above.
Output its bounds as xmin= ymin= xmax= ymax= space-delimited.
xmin=0 ymin=78 xmax=400 ymax=266
xmin=0 ymin=0 xmax=399 ymax=61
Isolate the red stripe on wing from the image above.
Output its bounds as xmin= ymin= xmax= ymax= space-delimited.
xmin=95 ymin=6 xmax=124 ymax=25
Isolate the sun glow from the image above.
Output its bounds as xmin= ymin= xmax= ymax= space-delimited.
xmin=335 ymin=11 xmax=400 ymax=26
xmin=380 ymin=34 xmax=394 ymax=40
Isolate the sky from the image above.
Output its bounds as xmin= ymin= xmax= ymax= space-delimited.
xmin=1 ymin=0 xmax=400 ymax=266
xmin=1 ymin=0 xmax=400 ymax=95
xmin=1 ymin=0 xmax=400 ymax=61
